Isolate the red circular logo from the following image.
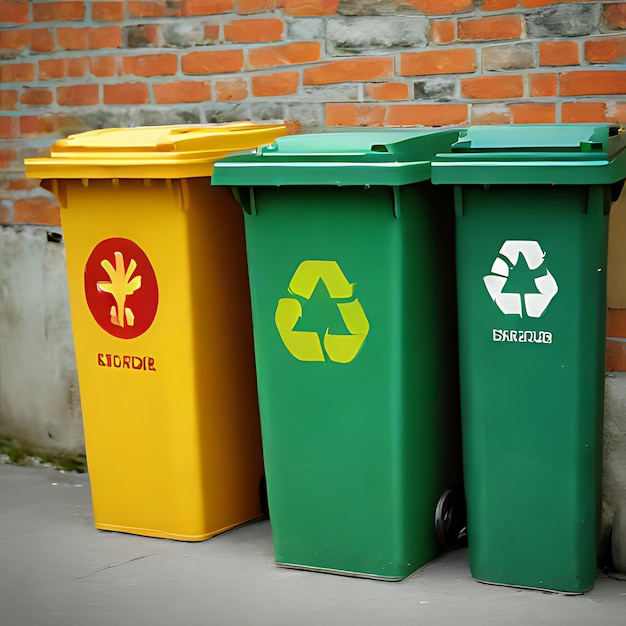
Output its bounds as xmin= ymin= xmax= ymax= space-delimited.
xmin=84 ymin=238 xmax=159 ymax=339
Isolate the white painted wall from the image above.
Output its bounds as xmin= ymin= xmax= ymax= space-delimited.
xmin=0 ymin=225 xmax=83 ymax=453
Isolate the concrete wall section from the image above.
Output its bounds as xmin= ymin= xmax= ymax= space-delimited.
xmin=603 ymin=372 xmax=626 ymax=571
xmin=0 ymin=225 xmax=83 ymax=454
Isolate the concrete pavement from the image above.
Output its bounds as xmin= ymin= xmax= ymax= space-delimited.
xmin=1 ymin=463 xmax=625 ymax=626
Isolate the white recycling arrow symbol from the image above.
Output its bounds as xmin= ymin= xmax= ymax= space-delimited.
xmin=483 ymin=240 xmax=558 ymax=318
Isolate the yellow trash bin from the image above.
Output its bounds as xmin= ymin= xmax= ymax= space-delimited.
xmin=24 ymin=122 xmax=288 ymax=541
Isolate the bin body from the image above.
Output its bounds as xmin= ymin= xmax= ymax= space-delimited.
xmin=25 ymin=123 xmax=287 ymax=540
xmin=212 ymin=130 xmax=463 ymax=579
xmin=432 ymin=124 xmax=626 ymax=593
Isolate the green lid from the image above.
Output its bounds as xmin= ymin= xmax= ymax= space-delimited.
xmin=211 ymin=129 xmax=461 ymax=187
xmin=431 ymin=124 xmax=626 ymax=186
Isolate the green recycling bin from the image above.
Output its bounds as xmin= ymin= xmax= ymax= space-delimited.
xmin=211 ymin=129 xmax=464 ymax=580
xmin=431 ymin=123 xmax=626 ymax=593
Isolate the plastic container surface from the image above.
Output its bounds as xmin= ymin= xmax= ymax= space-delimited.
xmin=211 ymin=129 xmax=464 ymax=580
xmin=432 ymin=123 xmax=626 ymax=593
xmin=24 ymin=122 xmax=288 ymax=540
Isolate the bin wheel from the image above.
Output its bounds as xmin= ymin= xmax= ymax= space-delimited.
xmin=435 ymin=489 xmax=467 ymax=551
xmin=259 ymin=476 xmax=269 ymax=519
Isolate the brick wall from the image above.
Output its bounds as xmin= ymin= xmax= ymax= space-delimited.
xmin=1 ymin=0 xmax=625 ymax=225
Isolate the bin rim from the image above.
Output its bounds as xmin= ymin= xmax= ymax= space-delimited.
xmin=211 ymin=128 xmax=462 ymax=187
xmin=24 ymin=121 xmax=289 ymax=180
xmin=431 ymin=123 xmax=626 ymax=186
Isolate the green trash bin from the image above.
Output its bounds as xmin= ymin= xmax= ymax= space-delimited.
xmin=212 ymin=129 xmax=464 ymax=580
xmin=431 ymin=123 xmax=626 ymax=593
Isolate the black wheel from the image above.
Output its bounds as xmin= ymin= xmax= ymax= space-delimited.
xmin=435 ymin=489 xmax=467 ymax=551
xmin=259 ymin=476 xmax=269 ymax=518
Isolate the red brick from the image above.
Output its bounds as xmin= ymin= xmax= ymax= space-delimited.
xmin=182 ymin=50 xmax=244 ymax=74
xmin=0 ymin=29 xmax=54 ymax=52
xmin=182 ymin=0 xmax=234 ymax=15
xmin=14 ymin=196 xmax=61 ymax=226
xmin=0 ymin=0 xmax=30 ymax=24
xmin=90 ymin=56 xmax=119 ymax=77
xmin=608 ymin=308 xmax=626 ymax=338
xmin=39 ymin=58 xmax=88 ymax=79
xmin=365 ymin=83 xmax=409 ymax=101
xmin=0 ymin=149 xmax=16 ymax=168
xmin=32 ymin=28 xmax=55 ymax=52
xmin=326 ymin=104 xmax=386 ymax=127
xmin=539 ymin=41 xmax=580 ymax=67
xmin=57 ymin=27 xmax=88 ymax=50
xmin=39 ymin=59 xmax=64 ymax=79
xmin=405 ymin=0 xmax=472 ymax=13
xmin=0 ymin=63 xmax=35 ymax=82
xmin=431 ymin=20 xmax=455 ymax=45
xmin=20 ymin=88 xmax=54 ymax=106
xmin=239 ymin=0 xmax=282 ymax=10
xmin=560 ymin=71 xmax=626 ymax=96
xmin=606 ymin=338 xmax=626 ymax=371
xmin=510 ymin=103 xmax=556 ymax=124
xmin=215 ymin=78 xmax=248 ymax=101
xmin=585 ymin=38 xmax=626 ymax=64
xmin=387 ymin=103 xmax=468 ymax=126
xmin=458 ymin=15 xmax=523 ymax=41
xmin=247 ymin=42 xmax=320 ymax=69
xmin=529 ymin=73 xmax=558 ymax=97
xmin=0 ymin=116 xmax=19 ymax=139
xmin=129 ymin=0 xmax=166 ymax=16
xmin=129 ymin=0 xmax=183 ymax=15
xmin=605 ymin=4 xmax=626 ymax=28
xmin=123 ymin=54 xmax=178 ymax=76
xmin=303 ymin=57 xmax=393 ymax=85
xmin=33 ymin=1 xmax=85 ymax=21
xmin=8 ymin=178 xmax=41 ymax=190
xmin=92 ymin=1 xmax=125 ymax=21
xmin=252 ymin=71 xmax=298 ymax=96
xmin=401 ymin=48 xmax=476 ymax=76
xmin=57 ymin=85 xmax=99 ymax=106
xmin=0 ymin=90 xmax=19 ymax=111
xmin=283 ymin=0 xmax=338 ymax=15
xmin=562 ymin=102 xmax=607 ymax=123
xmin=153 ymin=80 xmax=211 ymax=103
xmin=19 ymin=115 xmax=43 ymax=135
xmin=461 ymin=75 xmax=524 ymax=99
xmin=482 ymin=0 xmax=516 ymax=8
xmin=204 ymin=25 xmax=219 ymax=40
xmin=103 ymin=82 xmax=150 ymax=104
xmin=224 ymin=18 xmax=284 ymax=42
xmin=89 ymin=26 xmax=122 ymax=48
xmin=0 ymin=29 xmax=30 ymax=50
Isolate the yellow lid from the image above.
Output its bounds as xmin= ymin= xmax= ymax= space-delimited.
xmin=25 ymin=121 xmax=289 ymax=179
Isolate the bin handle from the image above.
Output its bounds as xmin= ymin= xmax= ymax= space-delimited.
xmin=232 ymin=186 xmax=256 ymax=215
xmin=392 ymin=186 xmax=401 ymax=219
xmin=41 ymin=179 xmax=68 ymax=211
xmin=454 ymin=185 xmax=464 ymax=217
xmin=585 ymin=184 xmax=616 ymax=216
xmin=165 ymin=179 xmax=188 ymax=212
